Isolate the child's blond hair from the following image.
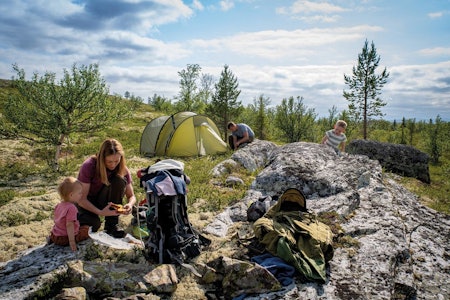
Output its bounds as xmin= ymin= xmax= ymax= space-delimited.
xmin=57 ymin=177 xmax=81 ymax=202
xmin=335 ymin=120 xmax=347 ymax=129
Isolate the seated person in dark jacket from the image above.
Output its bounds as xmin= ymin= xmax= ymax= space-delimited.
xmin=227 ymin=121 xmax=255 ymax=150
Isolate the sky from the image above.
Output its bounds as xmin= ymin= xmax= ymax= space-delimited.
xmin=0 ymin=0 xmax=449 ymax=121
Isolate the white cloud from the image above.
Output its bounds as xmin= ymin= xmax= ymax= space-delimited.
xmin=381 ymin=61 xmax=450 ymax=119
xmin=419 ymin=47 xmax=450 ymax=56
xmin=189 ymin=25 xmax=382 ymax=62
xmin=220 ymin=0 xmax=234 ymax=11
xmin=298 ymin=14 xmax=341 ymax=23
xmin=290 ymin=0 xmax=347 ymax=14
xmin=1 ymin=1 xmax=449 ymax=121
xmin=191 ymin=0 xmax=204 ymax=11
xmin=388 ymin=61 xmax=450 ymax=90
xmin=428 ymin=11 xmax=444 ymax=19
xmin=276 ymin=0 xmax=347 ymax=21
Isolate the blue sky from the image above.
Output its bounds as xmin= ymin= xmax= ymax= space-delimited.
xmin=0 ymin=0 xmax=449 ymax=121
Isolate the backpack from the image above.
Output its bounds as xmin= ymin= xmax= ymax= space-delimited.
xmin=253 ymin=188 xmax=333 ymax=283
xmin=138 ymin=160 xmax=210 ymax=264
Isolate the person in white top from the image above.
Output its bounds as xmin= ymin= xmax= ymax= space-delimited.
xmin=321 ymin=120 xmax=347 ymax=154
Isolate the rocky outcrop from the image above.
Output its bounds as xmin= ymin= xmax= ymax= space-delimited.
xmin=209 ymin=141 xmax=449 ymax=299
xmin=347 ymin=139 xmax=431 ymax=183
xmin=1 ymin=140 xmax=448 ymax=300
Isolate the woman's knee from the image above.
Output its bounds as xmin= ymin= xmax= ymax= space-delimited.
xmin=108 ymin=175 xmax=127 ymax=202
xmin=78 ymin=212 xmax=101 ymax=232
xmin=110 ymin=175 xmax=127 ymax=188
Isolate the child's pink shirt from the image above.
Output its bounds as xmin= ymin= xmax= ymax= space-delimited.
xmin=51 ymin=202 xmax=80 ymax=236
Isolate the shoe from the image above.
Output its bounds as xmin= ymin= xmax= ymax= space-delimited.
xmin=106 ymin=225 xmax=126 ymax=238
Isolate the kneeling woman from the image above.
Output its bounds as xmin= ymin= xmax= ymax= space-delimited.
xmin=77 ymin=139 xmax=136 ymax=238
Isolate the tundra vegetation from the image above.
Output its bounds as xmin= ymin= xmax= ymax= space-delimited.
xmin=0 ymin=58 xmax=448 ymax=262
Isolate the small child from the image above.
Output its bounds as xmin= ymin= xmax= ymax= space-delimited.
xmin=321 ymin=120 xmax=347 ymax=154
xmin=48 ymin=177 xmax=89 ymax=251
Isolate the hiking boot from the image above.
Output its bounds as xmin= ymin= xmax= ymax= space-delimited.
xmin=106 ymin=225 xmax=126 ymax=238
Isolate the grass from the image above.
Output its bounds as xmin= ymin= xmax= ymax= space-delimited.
xmin=0 ymin=159 xmax=47 ymax=183
xmin=0 ymin=102 xmax=448 ymax=217
xmin=395 ymin=156 xmax=450 ymax=215
xmin=0 ymin=189 xmax=15 ymax=206
xmin=183 ymin=154 xmax=255 ymax=211
xmin=0 ymin=103 xmax=253 ymax=216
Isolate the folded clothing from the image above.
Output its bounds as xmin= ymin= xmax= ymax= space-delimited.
xmin=251 ymin=253 xmax=296 ymax=286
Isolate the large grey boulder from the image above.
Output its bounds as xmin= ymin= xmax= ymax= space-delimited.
xmin=230 ymin=139 xmax=278 ymax=172
xmin=347 ymin=139 xmax=430 ymax=183
xmin=208 ymin=141 xmax=449 ymax=300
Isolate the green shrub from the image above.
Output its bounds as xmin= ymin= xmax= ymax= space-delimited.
xmin=33 ymin=211 xmax=49 ymax=222
xmin=19 ymin=189 xmax=49 ymax=198
xmin=0 ymin=189 xmax=15 ymax=206
xmin=0 ymin=161 xmax=45 ymax=182
xmin=3 ymin=212 xmax=27 ymax=226
xmin=83 ymin=243 xmax=104 ymax=261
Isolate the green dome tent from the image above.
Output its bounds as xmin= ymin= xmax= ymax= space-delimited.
xmin=140 ymin=111 xmax=228 ymax=157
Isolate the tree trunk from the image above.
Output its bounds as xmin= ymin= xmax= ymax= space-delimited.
xmin=363 ymin=93 xmax=368 ymax=139
xmin=53 ymin=134 xmax=66 ymax=171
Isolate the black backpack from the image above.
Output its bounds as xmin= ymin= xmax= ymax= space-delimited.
xmin=139 ymin=162 xmax=210 ymax=264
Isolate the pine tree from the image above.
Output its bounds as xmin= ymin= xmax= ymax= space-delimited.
xmin=344 ymin=40 xmax=390 ymax=139
xmin=428 ymin=115 xmax=442 ymax=164
xmin=247 ymin=94 xmax=270 ymax=140
xmin=206 ymin=65 xmax=241 ymax=140
xmin=401 ymin=117 xmax=407 ymax=144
